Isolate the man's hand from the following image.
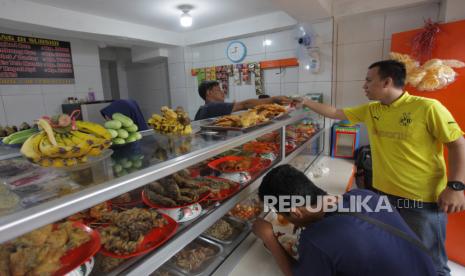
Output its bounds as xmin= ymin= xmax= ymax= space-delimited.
xmin=438 ymin=187 xmax=465 ymax=213
xmin=272 ymin=96 xmax=292 ymax=106
xmin=252 ymin=218 xmax=275 ymax=242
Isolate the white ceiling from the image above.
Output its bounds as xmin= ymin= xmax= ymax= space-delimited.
xmin=25 ymin=0 xmax=280 ymax=32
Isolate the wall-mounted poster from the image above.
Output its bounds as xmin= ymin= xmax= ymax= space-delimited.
xmin=0 ymin=33 xmax=74 ymax=84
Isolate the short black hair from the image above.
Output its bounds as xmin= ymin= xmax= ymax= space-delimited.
xmin=258 ymin=94 xmax=270 ymax=99
xmin=368 ymin=60 xmax=406 ymax=88
xmin=259 ymin=165 xmax=327 ymax=208
xmin=198 ymin=80 xmax=220 ymax=101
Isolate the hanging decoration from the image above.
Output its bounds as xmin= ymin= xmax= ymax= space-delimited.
xmin=411 ymin=19 xmax=441 ymax=64
xmin=190 ymin=58 xmax=295 ymax=96
xmin=390 ymin=52 xmax=465 ymax=91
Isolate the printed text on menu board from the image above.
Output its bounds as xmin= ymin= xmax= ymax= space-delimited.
xmin=0 ymin=33 xmax=75 ymax=84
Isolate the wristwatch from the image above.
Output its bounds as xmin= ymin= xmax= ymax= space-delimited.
xmin=447 ymin=181 xmax=465 ymax=191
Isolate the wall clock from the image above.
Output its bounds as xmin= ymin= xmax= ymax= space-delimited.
xmin=226 ymin=41 xmax=247 ymax=63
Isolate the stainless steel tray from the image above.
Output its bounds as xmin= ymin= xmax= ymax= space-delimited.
xmin=170 ymin=237 xmax=223 ymax=276
xmin=200 ymin=120 xmax=273 ymax=132
xmin=201 ymin=216 xmax=250 ymax=245
xmin=151 ymin=265 xmax=184 ymax=276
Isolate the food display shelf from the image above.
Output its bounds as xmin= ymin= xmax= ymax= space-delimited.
xmin=115 ymin=129 xmax=324 ymax=276
xmin=0 ymin=109 xmax=324 ymax=276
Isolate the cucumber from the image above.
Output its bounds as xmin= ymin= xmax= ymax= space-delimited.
xmin=104 ymin=120 xmax=122 ymax=130
xmin=122 ymin=160 xmax=133 ymax=169
xmin=107 ymin=129 xmax=118 ymax=139
xmin=125 ymin=124 xmax=138 ymax=132
xmin=113 ymin=164 xmax=123 ymax=173
xmin=133 ymin=159 xmax=142 ymax=168
xmin=112 ymin=113 xmax=134 ymax=128
xmin=126 ymin=136 xmax=137 ymax=143
xmin=134 ymin=132 xmax=142 ymax=140
xmin=3 ymin=128 xmax=37 ymax=144
xmin=116 ymin=129 xmax=129 ymax=139
xmin=113 ymin=137 xmax=126 ymax=145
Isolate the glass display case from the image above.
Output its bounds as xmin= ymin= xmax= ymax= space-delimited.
xmin=0 ymin=108 xmax=324 ymax=276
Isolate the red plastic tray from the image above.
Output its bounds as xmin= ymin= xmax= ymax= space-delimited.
xmin=141 ymin=189 xmax=210 ymax=209
xmin=54 ymin=222 xmax=101 ymax=276
xmin=201 ymin=176 xmax=241 ymax=201
xmin=207 ymin=156 xmax=265 ymax=173
xmin=99 ymin=213 xmax=178 ymax=259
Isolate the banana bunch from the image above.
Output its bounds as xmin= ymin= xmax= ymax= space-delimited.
xmin=21 ymin=116 xmax=112 ymax=168
xmin=148 ymin=106 xmax=192 ymax=135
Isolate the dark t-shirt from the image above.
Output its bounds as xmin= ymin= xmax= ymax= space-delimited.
xmin=194 ymin=102 xmax=234 ymax=121
xmin=293 ymin=189 xmax=436 ymax=276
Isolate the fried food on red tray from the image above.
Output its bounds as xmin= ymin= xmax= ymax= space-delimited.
xmin=3 ymin=222 xmax=90 ymax=276
xmin=243 ymin=141 xmax=279 ymax=153
xmin=218 ymin=158 xmax=252 ymax=172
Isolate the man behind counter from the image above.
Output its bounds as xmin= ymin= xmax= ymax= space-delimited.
xmin=194 ymin=80 xmax=291 ymax=121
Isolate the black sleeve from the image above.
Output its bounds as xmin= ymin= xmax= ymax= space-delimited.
xmin=195 ymin=102 xmax=234 ymax=120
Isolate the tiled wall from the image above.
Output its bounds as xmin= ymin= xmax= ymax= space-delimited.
xmin=0 ymin=29 xmax=104 ymax=126
xmin=167 ymin=19 xmax=334 ymax=119
xmin=335 ymin=3 xmax=440 ymax=145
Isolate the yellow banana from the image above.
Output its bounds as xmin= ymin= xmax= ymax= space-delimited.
xmin=70 ymin=130 xmax=110 ymax=150
xmin=38 ymin=119 xmax=57 ymax=146
xmin=20 ymin=132 xmax=44 ymax=162
xmin=87 ymin=147 xmax=102 ymax=156
xmin=51 ymin=158 xmax=65 ymax=168
xmin=38 ymin=158 xmax=52 ymax=167
xmin=62 ymin=133 xmax=90 ymax=158
xmin=78 ymin=156 xmax=88 ymax=163
xmin=76 ymin=121 xmax=112 ymax=140
xmin=64 ymin=158 xmax=78 ymax=167
xmin=39 ymin=135 xmax=69 ymax=158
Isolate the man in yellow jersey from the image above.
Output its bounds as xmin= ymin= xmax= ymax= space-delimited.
xmin=300 ymin=60 xmax=465 ymax=276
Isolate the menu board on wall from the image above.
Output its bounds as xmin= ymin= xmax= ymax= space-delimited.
xmin=0 ymin=33 xmax=74 ymax=84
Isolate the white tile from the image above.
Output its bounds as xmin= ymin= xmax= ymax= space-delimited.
xmin=184 ymin=47 xmax=193 ymax=63
xmin=192 ymin=44 xmax=215 ymax=62
xmin=43 ymin=92 xmax=73 ymax=115
xmin=184 ymin=63 xmax=196 ymax=89
xmin=0 ymin=85 xmax=42 ymax=95
xmin=213 ymin=41 xmax=230 ymax=60
xmin=167 ymin=47 xmax=185 ymax=64
xmin=3 ymin=94 xmax=46 ymax=125
xmin=73 ymin=66 xmax=103 ymax=93
xmin=282 ymin=82 xmax=298 ymax=96
xmin=337 ymin=41 xmax=383 ymax=81
xmin=282 ymin=67 xmax=299 ymax=83
xmin=168 ymin=63 xmax=187 ymax=89
xmin=41 ymin=84 xmax=75 ymax=94
xmin=265 ymin=30 xmax=296 ymax=53
xmin=337 ymin=12 xmax=385 ymax=45
xmin=243 ymin=54 xmax=266 ymax=63
xmin=298 ymin=42 xmax=333 ymax=82
xmin=70 ymin=40 xmax=100 ymax=67
xmin=264 ymin=83 xmax=281 ymax=97
xmin=242 ymin=35 xmax=266 ymax=56
xmin=384 ymin=3 xmax=439 ymax=39
xmin=170 ymin=88 xmax=188 ymax=110
xmin=265 ymin=50 xmax=296 ymax=61
xmin=0 ymin=97 xmax=7 ymax=125
xmin=263 ymin=69 xmax=281 ymax=84
xmin=383 ymin=39 xmax=391 ymax=59
xmin=335 ymin=81 xmax=368 ymax=108
xmin=313 ymin=19 xmax=334 ymax=43
xmin=235 ymin=85 xmax=255 ymax=102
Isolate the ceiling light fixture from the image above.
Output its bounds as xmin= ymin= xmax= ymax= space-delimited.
xmin=178 ymin=5 xmax=193 ymax=28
